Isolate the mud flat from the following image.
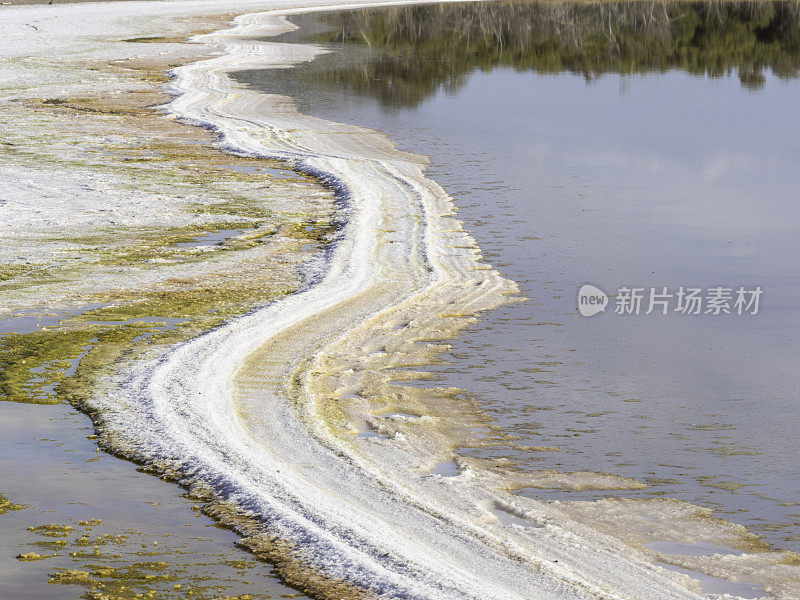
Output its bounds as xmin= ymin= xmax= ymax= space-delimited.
xmin=1 ymin=0 xmax=339 ymax=597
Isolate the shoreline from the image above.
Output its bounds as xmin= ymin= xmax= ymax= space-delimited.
xmin=0 ymin=400 xmax=314 ymax=600
xmin=102 ymin=4 xmax=715 ymax=599
xmin=2 ymin=1 xmax=799 ymax=599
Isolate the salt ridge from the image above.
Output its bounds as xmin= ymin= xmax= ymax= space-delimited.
xmin=104 ymin=4 xmax=708 ymax=599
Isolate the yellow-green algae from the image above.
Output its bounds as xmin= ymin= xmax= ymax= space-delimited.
xmin=1 ymin=277 xmax=300 ymax=407
xmin=0 ymin=87 xmax=334 ymax=293
xmin=0 ymin=26 xmax=344 ymax=600
xmin=0 ymin=492 xmax=24 ymax=514
xmin=0 ymin=126 xmax=337 ymax=405
xmin=17 ymin=552 xmax=57 ymax=561
xmin=22 ymin=513 xmax=284 ymax=600
xmin=29 ymin=524 xmax=76 ymax=537
xmin=0 ymin=264 xmax=32 ymax=282
xmin=1 ymin=329 xmax=100 ymax=404
xmin=0 ymin=145 xmax=345 ymax=600
xmin=55 ymin=221 xmax=276 ymax=269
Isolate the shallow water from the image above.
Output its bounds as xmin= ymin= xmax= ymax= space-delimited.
xmin=657 ymin=562 xmax=767 ymax=598
xmin=233 ymin=0 xmax=800 ymax=552
xmin=0 ymin=400 xmax=311 ymax=600
xmin=0 ymin=252 xmax=312 ymax=597
xmin=0 ymin=287 xmax=310 ymax=598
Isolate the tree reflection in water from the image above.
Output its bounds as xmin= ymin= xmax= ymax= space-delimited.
xmin=302 ymin=1 xmax=800 ymax=106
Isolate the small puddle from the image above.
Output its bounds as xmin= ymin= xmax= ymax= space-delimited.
xmin=492 ymin=505 xmax=540 ymax=528
xmin=357 ymin=430 xmax=388 ymax=440
xmin=176 ymin=228 xmax=247 ymax=248
xmin=657 ymin=563 xmax=766 ymax=599
xmin=0 ymin=304 xmax=110 ymax=336
xmin=219 ymin=163 xmax=286 ymax=176
xmin=646 ymin=540 xmax=743 ymax=557
xmin=429 ymin=460 xmax=459 ymax=477
xmin=63 ymin=343 xmax=96 ymax=378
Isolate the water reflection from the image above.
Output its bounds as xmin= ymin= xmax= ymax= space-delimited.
xmin=303 ymin=0 xmax=800 ymax=103
xmin=233 ymin=0 xmax=800 ymax=552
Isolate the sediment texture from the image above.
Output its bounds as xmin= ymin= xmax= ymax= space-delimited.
xmin=4 ymin=2 xmax=799 ymax=599
xmin=104 ymin=7 xmax=707 ymax=599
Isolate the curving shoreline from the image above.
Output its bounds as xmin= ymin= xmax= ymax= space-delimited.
xmin=99 ymin=6 xmax=711 ymax=599
xmin=3 ymin=1 xmax=800 ymax=598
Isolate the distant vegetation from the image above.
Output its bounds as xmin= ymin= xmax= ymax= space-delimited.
xmin=309 ymin=1 xmax=800 ymax=106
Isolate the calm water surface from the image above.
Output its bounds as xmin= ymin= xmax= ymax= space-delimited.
xmin=235 ymin=0 xmax=800 ymax=551
xmin=0 ymin=311 xmax=310 ymax=599
xmin=0 ymin=400 xmax=311 ymax=600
